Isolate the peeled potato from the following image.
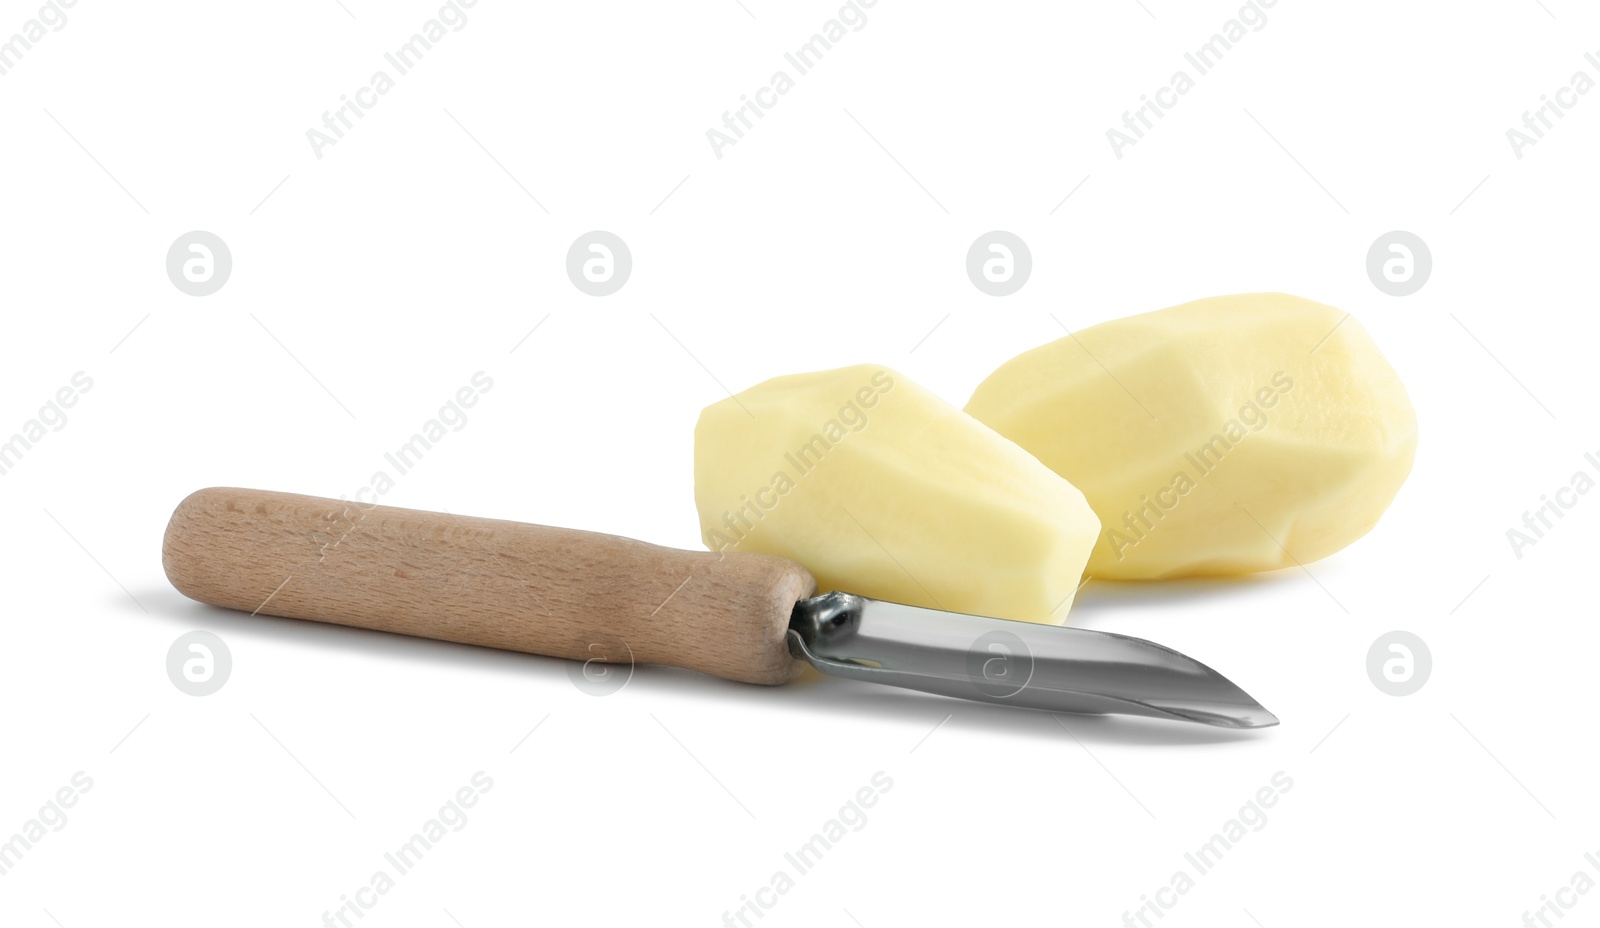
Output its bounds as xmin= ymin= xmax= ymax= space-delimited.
xmin=965 ymin=293 xmax=1417 ymax=580
xmin=694 ymin=365 xmax=1100 ymax=624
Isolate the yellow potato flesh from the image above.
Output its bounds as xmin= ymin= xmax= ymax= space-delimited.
xmin=965 ymin=293 xmax=1417 ymax=580
xmin=694 ymin=365 xmax=1100 ymax=624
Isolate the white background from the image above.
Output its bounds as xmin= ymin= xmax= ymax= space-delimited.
xmin=3 ymin=1 xmax=1598 ymax=925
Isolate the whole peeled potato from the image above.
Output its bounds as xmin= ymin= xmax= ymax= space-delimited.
xmin=965 ymin=293 xmax=1417 ymax=580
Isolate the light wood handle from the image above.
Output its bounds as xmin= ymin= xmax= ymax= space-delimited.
xmin=162 ymin=488 xmax=815 ymax=684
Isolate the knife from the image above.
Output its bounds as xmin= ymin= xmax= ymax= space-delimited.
xmin=161 ymin=488 xmax=1277 ymax=729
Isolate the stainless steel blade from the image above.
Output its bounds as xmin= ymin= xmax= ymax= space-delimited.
xmin=787 ymin=591 xmax=1277 ymax=729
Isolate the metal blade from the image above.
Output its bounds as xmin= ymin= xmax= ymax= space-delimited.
xmin=788 ymin=591 xmax=1277 ymax=729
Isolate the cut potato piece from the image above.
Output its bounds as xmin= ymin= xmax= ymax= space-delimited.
xmin=965 ymin=293 xmax=1417 ymax=580
xmin=694 ymin=365 xmax=1100 ymax=624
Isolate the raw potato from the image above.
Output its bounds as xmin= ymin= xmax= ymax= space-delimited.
xmin=965 ymin=293 xmax=1417 ymax=580
xmin=694 ymin=365 xmax=1100 ymax=624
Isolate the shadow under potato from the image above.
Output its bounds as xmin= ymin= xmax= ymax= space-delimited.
xmin=1068 ymin=569 xmax=1305 ymax=624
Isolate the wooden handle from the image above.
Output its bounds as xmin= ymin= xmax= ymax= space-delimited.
xmin=162 ymin=488 xmax=815 ymax=684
